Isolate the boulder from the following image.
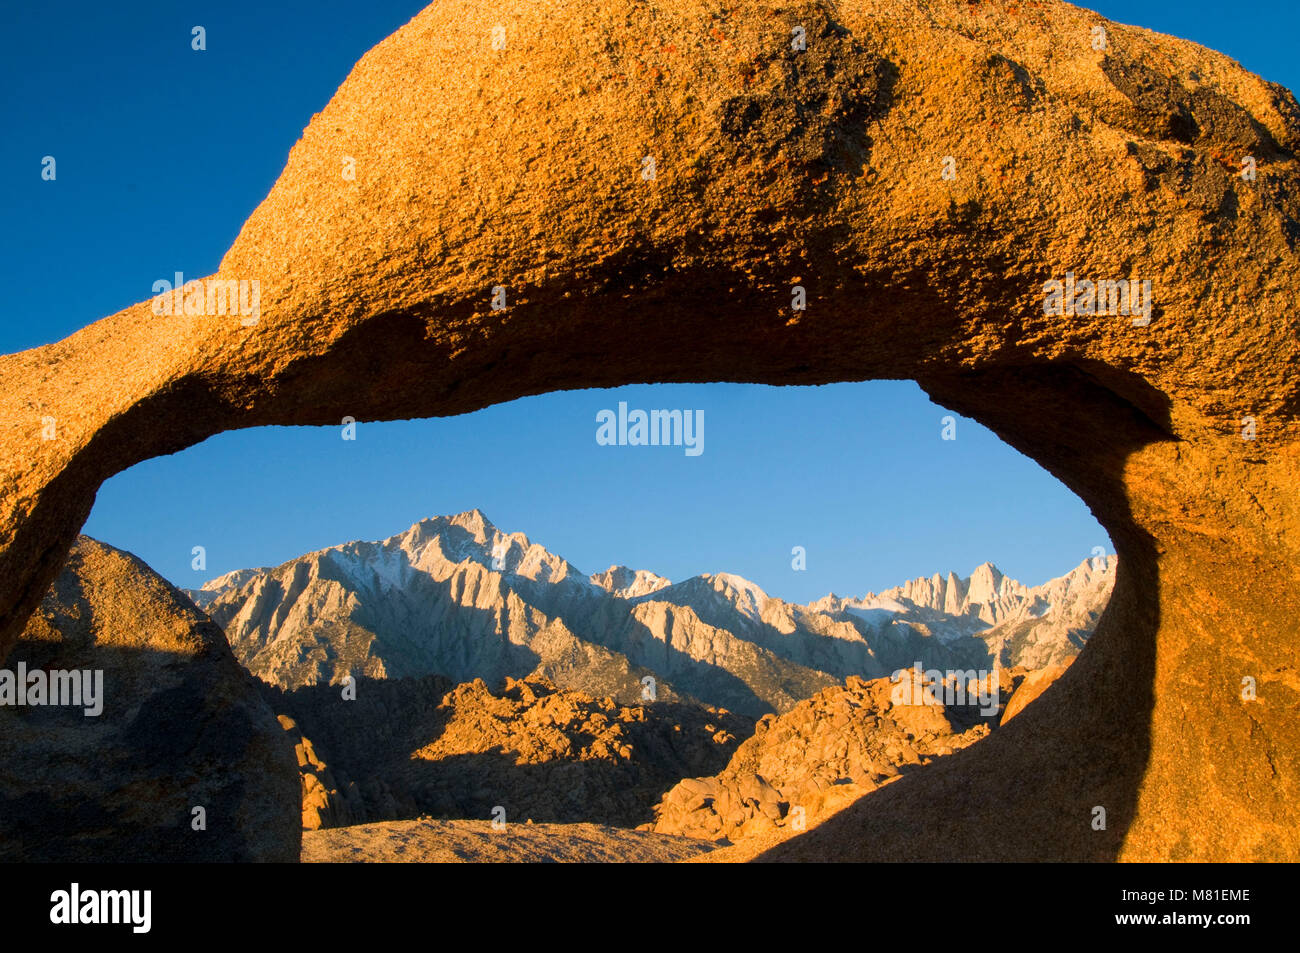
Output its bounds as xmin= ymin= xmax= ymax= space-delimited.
xmin=1000 ymin=665 xmax=1069 ymax=726
xmin=0 ymin=537 xmax=300 ymax=861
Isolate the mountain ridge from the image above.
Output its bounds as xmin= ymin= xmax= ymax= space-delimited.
xmin=191 ymin=511 xmax=1114 ymax=717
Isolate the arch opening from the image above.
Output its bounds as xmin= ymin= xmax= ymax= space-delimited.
xmin=8 ymin=380 xmax=1124 ymax=860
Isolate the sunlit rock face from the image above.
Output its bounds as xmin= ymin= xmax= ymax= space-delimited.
xmin=1 ymin=0 xmax=1298 ymax=860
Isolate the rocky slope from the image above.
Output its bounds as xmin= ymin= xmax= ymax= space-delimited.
xmin=0 ymin=537 xmax=299 ymax=861
xmin=194 ymin=510 xmax=1113 ymax=718
xmin=644 ymin=667 xmax=1021 ymax=842
xmin=263 ymin=673 xmax=749 ymax=829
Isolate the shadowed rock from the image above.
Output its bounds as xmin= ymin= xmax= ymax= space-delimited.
xmin=1 ymin=0 xmax=1298 ymax=860
xmin=0 ymin=538 xmax=300 ymax=861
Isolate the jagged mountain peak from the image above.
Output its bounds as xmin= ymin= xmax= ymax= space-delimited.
xmin=401 ymin=510 xmax=508 ymax=557
xmin=705 ymin=572 xmax=771 ymax=620
xmin=707 ymin=572 xmax=769 ymax=600
xmin=200 ymin=567 xmax=267 ymax=592
xmin=639 ymin=571 xmax=775 ymax=622
xmin=965 ymin=561 xmax=1006 ymax=604
xmin=443 ymin=507 xmax=496 ymax=542
xmin=197 ymin=510 xmax=596 ymax=604
xmin=591 ymin=565 xmax=671 ymax=599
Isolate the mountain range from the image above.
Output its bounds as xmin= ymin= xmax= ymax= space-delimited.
xmin=189 ymin=510 xmax=1114 ymax=718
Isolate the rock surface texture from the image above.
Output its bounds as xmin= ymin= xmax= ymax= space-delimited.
xmin=0 ymin=538 xmax=300 ymax=861
xmin=1 ymin=0 xmax=1297 ymax=860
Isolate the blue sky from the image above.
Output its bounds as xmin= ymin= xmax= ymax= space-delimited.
xmin=3 ymin=2 xmax=1293 ymax=603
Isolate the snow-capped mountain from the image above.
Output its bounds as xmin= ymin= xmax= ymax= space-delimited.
xmin=591 ymin=565 xmax=672 ymax=600
xmin=814 ymin=556 xmax=1113 ymax=666
xmin=190 ymin=510 xmax=1114 ymax=717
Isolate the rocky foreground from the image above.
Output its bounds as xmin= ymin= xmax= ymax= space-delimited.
xmin=643 ymin=669 xmax=1014 ymax=842
xmin=303 ymin=818 xmax=717 ymax=863
xmin=294 ymin=664 xmax=1069 ymax=861
xmin=270 ymin=673 xmax=750 ymax=830
xmin=0 ymin=532 xmax=1075 ymax=861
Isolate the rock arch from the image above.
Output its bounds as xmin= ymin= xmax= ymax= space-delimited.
xmin=1 ymin=0 xmax=1297 ymax=860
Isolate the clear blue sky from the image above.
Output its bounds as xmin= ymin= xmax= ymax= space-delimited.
xmin=4 ymin=2 xmax=1293 ymax=603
